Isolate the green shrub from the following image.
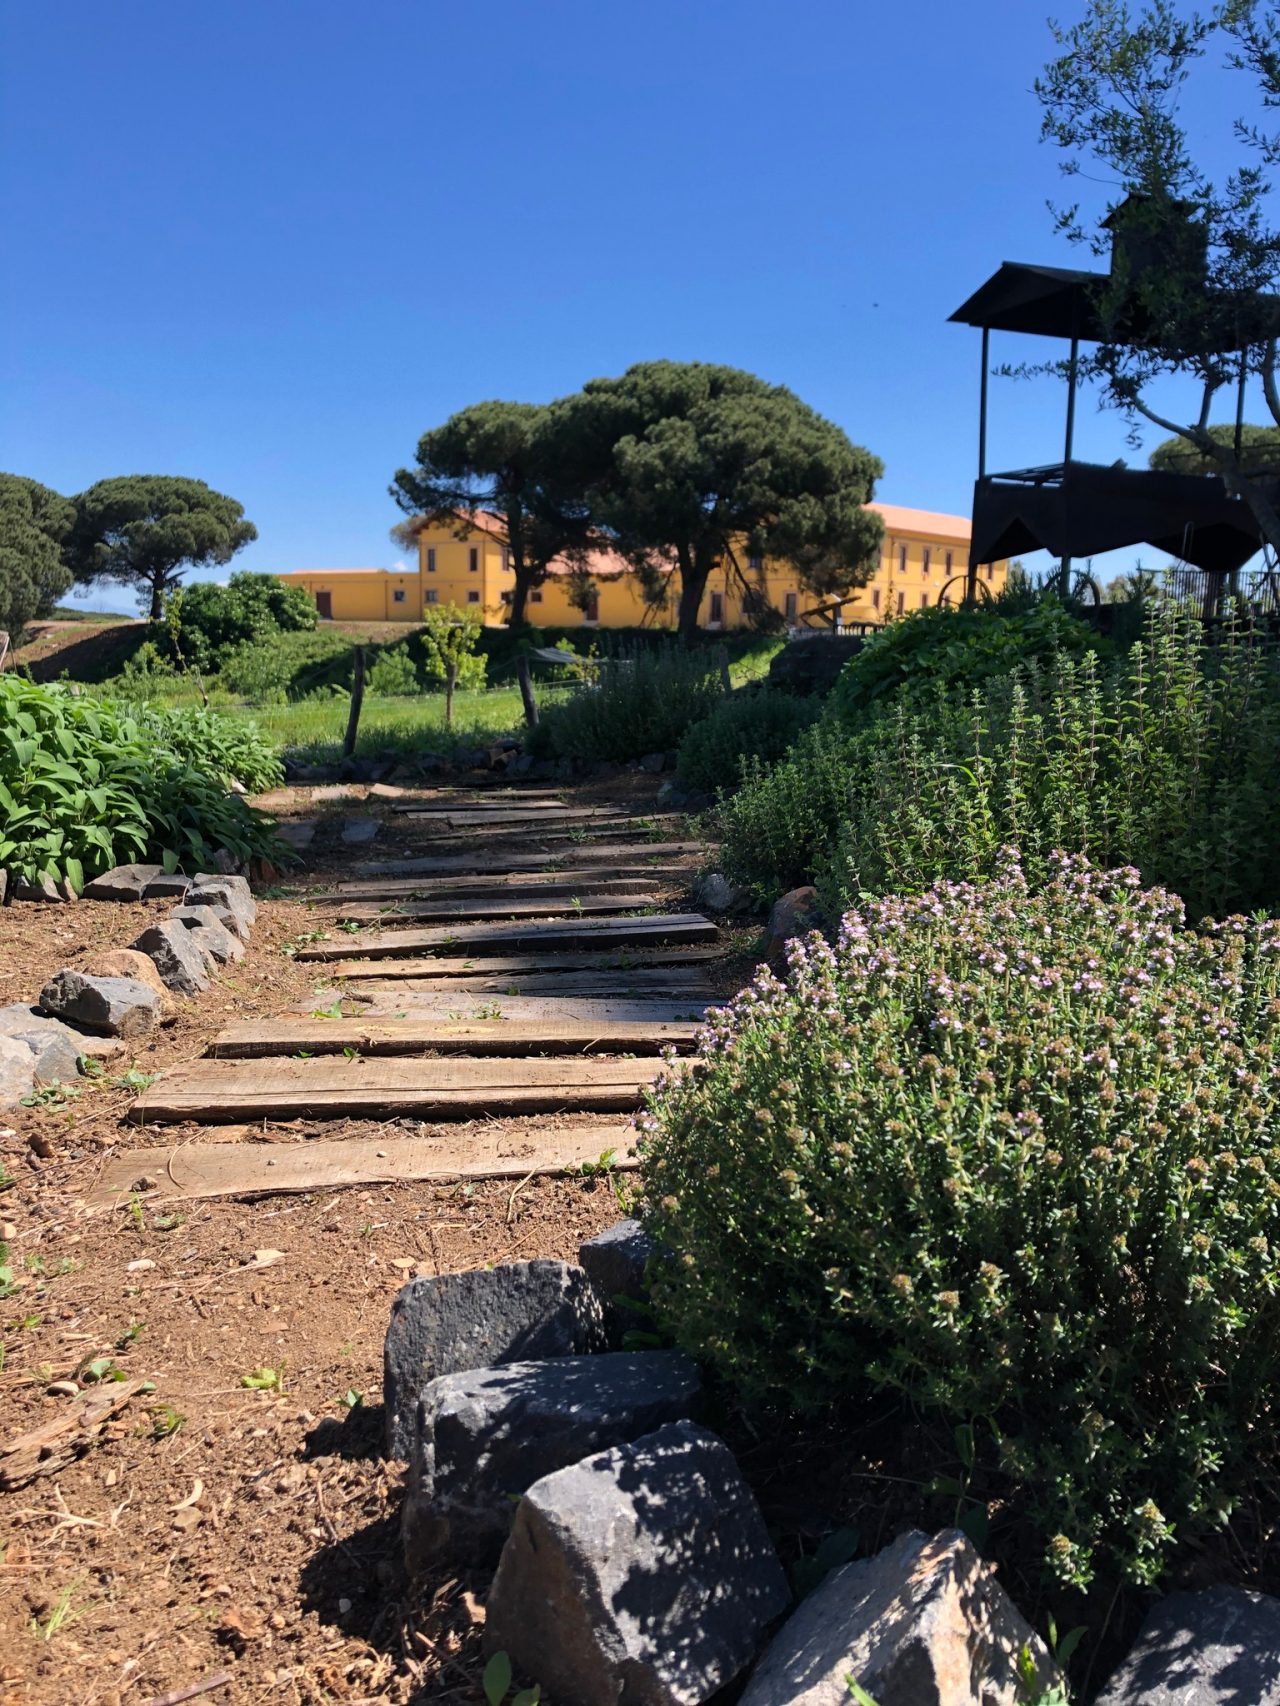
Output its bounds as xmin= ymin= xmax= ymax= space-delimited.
xmin=0 ymin=676 xmax=280 ymax=890
xmin=168 ymin=573 xmax=317 ymax=673
xmin=216 ymin=628 xmax=351 ymax=703
xmin=717 ymin=718 xmax=867 ymax=899
xmin=138 ymin=704 xmax=283 ymax=793
xmin=830 ymin=599 xmax=1098 ymax=722
xmin=641 ymin=853 xmax=1280 ymax=1592
xmin=365 ymin=646 xmax=419 ymax=696
xmin=530 ymin=647 xmax=725 ymax=763
xmin=676 ymin=689 xmax=821 ymax=794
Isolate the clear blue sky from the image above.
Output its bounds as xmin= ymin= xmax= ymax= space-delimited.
xmin=0 ymin=0 xmax=1250 ymax=611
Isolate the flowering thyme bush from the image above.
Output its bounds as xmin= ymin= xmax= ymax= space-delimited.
xmin=640 ymin=854 xmax=1280 ymax=1590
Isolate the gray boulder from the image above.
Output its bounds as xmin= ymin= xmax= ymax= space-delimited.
xmin=187 ymin=876 xmax=256 ymax=937
xmin=0 ymin=1036 xmax=36 ymax=1107
xmin=383 ymin=1259 xmax=605 ymax=1459
xmin=1094 ymin=1584 xmax=1280 ymax=1704
xmin=130 ymin=921 xmax=212 ymax=995
xmin=12 ymin=872 xmax=64 ymax=903
xmin=404 ymin=1350 xmax=703 ymax=1571
xmin=485 ymin=1420 xmax=790 ymax=1706
xmin=38 ymin=970 xmax=162 ymax=1038
xmin=579 ymin=1218 xmax=656 ymax=1343
xmin=0 ymin=1003 xmax=123 ymax=1062
xmin=764 ymin=885 xmax=825 ymax=966
xmin=168 ymin=906 xmax=244 ymax=964
xmin=144 ymin=871 xmax=192 ymax=900
xmin=693 ymin=872 xmax=748 ymax=915
xmin=82 ymin=863 xmax=163 ymax=901
xmin=740 ymin=1528 xmax=1058 ymax=1706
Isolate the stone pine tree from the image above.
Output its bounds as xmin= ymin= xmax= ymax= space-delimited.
xmin=545 ymin=361 xmax=884 ymax=643
xmin=1035 ymin=0 xmax=1280 ymax=552
xmin=66 ymin=475 xmax=257 ymax=619
xmin=0 ymin=474 xmax=75 ymax=638
xmin=390 ymin=401 xmax=586 ymax=628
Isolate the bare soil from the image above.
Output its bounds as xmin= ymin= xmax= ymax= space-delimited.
xmin=0 ymin=778 xmax=737 ymax=1706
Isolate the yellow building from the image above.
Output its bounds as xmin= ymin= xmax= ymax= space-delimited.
xmin=279 ymin=505 xmax=1007 ymax=631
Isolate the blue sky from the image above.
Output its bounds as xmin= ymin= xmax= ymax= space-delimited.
xmin=0 ymin=0 xmax=1259 ymax=611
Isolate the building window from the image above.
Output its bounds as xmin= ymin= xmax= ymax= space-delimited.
xmin=896 ymin=590 xmax=905 ymax=615
xmin=898 ymin=545 xmax=908 ymax=574
xmin=747 ymin=552 xmax=763 ymax=571
xmin=467 ymin=589 xmax=480 ymax=604
xmin=922 ymin=548 xmax=931 ymax=577
xmin=469 ymin=546 xmax=479 ymax=572
xmin=501 ymin=547 xmax=511 ymax=572
xmin=708 ymin=592 xmax=724 ymax=625
xmin=784 ymin=591 xmax=798 ymax=621
xmin=426 ymin=547 xmax=436 ymax=573
xmin=392 ymin=587 xmax=406 ymax=604
xmin=921 ymin=591 xmax=929 ymax=608
xmin=500 ymin=590 xmax=512 ymax=605
xmin=531 ymin=588 xmax=543 ymax=604
xmin=871 ymin=586 xmax=881 ymax=611
xmin=944 ymin=550 xmax=953 ymax=576
xmin=986 ymin=564 xmax=995 ymax=581
xmin=425 ymin=588 xmax=439 ymax=605
xmin=584 ymin=592 xmax=600 ymax=622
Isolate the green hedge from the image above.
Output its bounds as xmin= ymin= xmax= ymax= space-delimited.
xmin=675 ymin=688 xmax=820 ymax=794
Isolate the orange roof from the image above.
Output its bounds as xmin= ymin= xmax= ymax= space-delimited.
xmin=281 ymin=567 xmax=400 ymax=576
xmin=869 ymin=503 xmax=972 ymax=542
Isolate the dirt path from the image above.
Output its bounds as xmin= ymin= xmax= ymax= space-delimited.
xmin=0 ymin=774 xmax=738 ymax=1705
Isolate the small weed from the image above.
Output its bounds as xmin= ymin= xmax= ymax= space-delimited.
xmin=241 ymin=1363 xmax=286 ymax=1392
xmin=30 ymin=1579 xmax=83 ymax=1641
xmin=483 ymin=1651 xmax=541 ymax=1706
xmin=78 ymin=1055 xmax=105 ymax=1079
xmin=23 ymin=1254 xmax=45 ymax=1276
xmin=338 ymin=1388 xmax=363 ymax=1410
xmin=146 ymin=1403 xmax=186 ymax=1439
xmin=336 ymin=919 xmax=364 ymax=934
xmin=153 ymin=1214 xmax=184 ymax=1233
xmin=128 ymin=1194 xmax=145 ymax=1233
xmin=311 ymin=1000 xmax=344 ymax=1019
xmin=342 ymin=1045 xmax=360 ymax=1060
xmin=20 ymin=1082 xmax=79 ymax=1110
xmin=111 ymin=1068 xmax=157 ymax=1092
xmin=115 ymin=1320 xmax=145 ymax=1352
xmin=574 ymin=1149 xmax=618 ymax=1179
xmin=78 ymin=1356 xmax=127 ymax=1383
xmin=0 ymin=1162 xmax=12 ymax=1192
xmin=283 ymin=929 xmax=329 ymax=958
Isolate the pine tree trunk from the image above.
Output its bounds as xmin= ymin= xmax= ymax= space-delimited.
xmin=149 ymin=579 xmax=165 ymax=621
xmin=509 ymin=573 xmax=531 ymax=628
xmin=676 ymin=549 xmax=710 ymax=645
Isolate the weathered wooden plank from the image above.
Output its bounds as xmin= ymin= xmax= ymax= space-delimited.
xmin=310 ymin=869 xmax=695 ymax=902
xmin=211 ymin=1016 xmax=700 ymax=1057
xmin=392 ymin=798 xmax=571 ymax=816
xmin=308 ymin=993 xmax=710 ymax=1024
xmin=0 ymin=1379 xmax=150 ymax=1490
xmin=130 ymin=1055 xmax=660 ymax=1123
xmin=320 ymin=944 xmax=723 ymax=979
xmin=352 ymin=841 xmax=706 ymax=878
xmin=330 ymin=968 xmax=715 ymax=995
xmin=86 ymin=1126 xmax=637 ymax=1209
xmin=330 ymin=892 xmax=663 ymax=925
xmin=409 ymin=816 xmax=686 ymax=844
xmin=296 ymin=912 xmax=717 ymax=961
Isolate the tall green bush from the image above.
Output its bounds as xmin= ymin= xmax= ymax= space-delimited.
xmin=165 ymin=572 xmax=317 ymax=672
xmin=641 ymin=854 xmax=1280 ymax=1591
xmin=675 ymin=689 xmax=820 ymax=794
xmin=721 ymin=610 xmax=1280 ymax=919
xmin=529 ymin=647 xmax=724 ymax=763
xmin=0 ymin=677 xmax=280 ymax=890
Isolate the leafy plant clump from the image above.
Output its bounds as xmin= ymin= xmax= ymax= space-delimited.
xmin=138 ymin=704 xmax=282 ymax=793
xmin=0 ymin=676 xmax=280 ymax=890
xmin=675 ymin=688 xmax=821 ymax=795
xmin=529 ymin=646 xmax=725 ymax=763
xmin=829 ymin=599 xmax=1099 ymax=722
xmin=641 ymin=853 xmax=1280 ymax=1593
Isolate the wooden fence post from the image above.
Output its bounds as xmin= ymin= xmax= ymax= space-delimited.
xmin=716 ymin=643 xmax=731 ymax=693
xmin=516 ymin=654 xmax=540 ymax=727
xmin=343 ymin=645 xmax=365 ymax=758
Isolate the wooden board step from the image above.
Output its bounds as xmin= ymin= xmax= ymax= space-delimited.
xmin=393 ymin=798 xmax=574 ymax=816
xmin=406 ymin=816 xmax=685 ymax=843
xmin=295 ymin=913 xmax=717 ymax=961
xmin=131 ymin=1056 xmax=661 ymax=1124
xmin=328 ymin=892 xmax=663 ymax=925
xmin=87 ymin=1126 xmax=637 ymax=1208
xmin=329 ymin=967 xmax=715 ymax=995
xmin=304 ymin=993 xmax=710 ymax=1024
xmin=352 ymin=841 xmax=706 ymax=878
xmin=315 ymin=945 xmax=725 ymax=979
xmin=211 ymin=1017 xmax=700 ymax=1058
xmin=308 ymin=869 xmax=695 ymax=902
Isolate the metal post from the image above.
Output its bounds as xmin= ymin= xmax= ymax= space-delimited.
xmin=979 ymin=326 xmax=990 ymax=480
xmin=1061 ymin=336 xmax=1080 ymax=585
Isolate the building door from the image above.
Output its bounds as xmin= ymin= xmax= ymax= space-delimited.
xmin=315 ymin=591 xmax=332 ymax=619
xmin=708 ymin=592 xmax=724 ymax=626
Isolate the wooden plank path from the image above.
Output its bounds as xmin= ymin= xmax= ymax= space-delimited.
xmin=88 ymin=1125 xmax=638 ymax=1208
xmin=295 ymin=913 xmax=717 ymax=961
xmin=131 ymin=1055 xmax=658 ymax=1123
xmin=211 ymin=1016 xmax=700 ymax=1057
xmin=122 ymin=782 xmax=723 ymax=1191
xmin=327 ymin=891 xmax=664 ymax=925
xmin=351 ymin=841 xmax=704 ymax=878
